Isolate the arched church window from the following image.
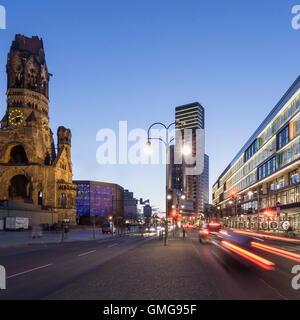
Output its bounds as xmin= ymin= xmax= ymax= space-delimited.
xmin=67 ymin=194 xmax=73 ymax=208
xmin=15 ymin=72 xmax=23 ymax=88
xmin=60 ymin=193 xmax=66 ymax=208
xmin=9 ymin=175 xmax=30 ymax=201
xmin=9 ymin=145 xmax=29 ymax=164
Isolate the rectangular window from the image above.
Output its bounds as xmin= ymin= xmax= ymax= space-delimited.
xmin=277 ymin=125 xmax=289 ymax=150
xmin=290 ymin=171 xmax=299 ymax=184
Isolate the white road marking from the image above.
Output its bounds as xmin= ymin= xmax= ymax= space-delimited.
xmin=252 ymin=237 xmax=264 ymax=241
xmin=7 ymin=264 xmax=53 ymax=279
xmin=78 ymin=250 xmax=96 ymax=257
xmin=108 ymin=243 xmax=119 ymax=248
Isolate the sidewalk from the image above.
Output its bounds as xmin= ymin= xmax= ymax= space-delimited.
xmin=0 ymin=226 xmax=156 ymax=248
xmin=46 ymin=235 xmax=221 ymax=300
xmin=0 ymin=229 xmax=117 ymax=248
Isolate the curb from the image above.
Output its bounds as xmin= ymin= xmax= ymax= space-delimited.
xmin=0 ymin=233 xmax=149 ymax=250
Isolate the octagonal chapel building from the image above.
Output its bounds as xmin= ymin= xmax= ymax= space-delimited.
xmin=0 ymin=35 xmax=76 ymax=225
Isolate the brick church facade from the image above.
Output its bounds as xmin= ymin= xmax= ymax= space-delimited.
xmin=0 ymin=34 xmax=76 ymax=225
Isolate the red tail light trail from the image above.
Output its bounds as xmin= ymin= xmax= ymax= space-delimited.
xmin=221 ymin=241 xmax=275 ymax=270
xmin=233 ymin=230 xmax=300 ymax=243
xmin=251 ymin=242 xmax=300 ymax=263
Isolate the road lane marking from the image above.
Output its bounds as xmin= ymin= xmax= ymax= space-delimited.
xmin=259 ymin=278 xmax=288 ymax=300
xmin=108 ymin=243 xmax=119 ymax=248
xmin=78 ymin=250 xmax=96 ymax=257
xmin=7 ymin=264 xmax=53 ymax=279
xmin=252 ymin=237 xmax=264 ymax=242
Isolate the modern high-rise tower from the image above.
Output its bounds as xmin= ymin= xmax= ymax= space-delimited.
xmin=174 ymin=102 xmax=208 ymax=216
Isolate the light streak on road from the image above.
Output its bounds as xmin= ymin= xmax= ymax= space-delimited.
xmin=251 ymin=242 xmax=300 ymax=263
xmin=233 ymin=230 xmax=300 ymax=243
xmin=221 ymin=241 xmax=275 ymax=270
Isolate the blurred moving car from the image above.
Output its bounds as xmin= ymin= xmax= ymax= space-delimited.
xmin=199 ymin=222 xmax=221 ymax=244
xmin=102 ymin=221 xmax=112 ymax=234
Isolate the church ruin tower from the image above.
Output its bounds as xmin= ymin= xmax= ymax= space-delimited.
xmin=0 ymin=35 xmax=76 ymax=225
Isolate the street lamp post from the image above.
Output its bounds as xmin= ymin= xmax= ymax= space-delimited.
xmin=146 ymin=122 xmax=175 ymax=246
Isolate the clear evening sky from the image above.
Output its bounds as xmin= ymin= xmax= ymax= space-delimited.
xmin=0 ymin=1 xmax=300 ymax=212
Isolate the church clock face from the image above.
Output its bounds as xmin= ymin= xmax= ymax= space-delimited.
xmin=9 ymin=109 xmax=24 ymax=127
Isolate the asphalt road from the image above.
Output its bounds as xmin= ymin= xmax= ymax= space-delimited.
xmin=0 ymin=229 xmax=299 ymax=300
xmin=0 ymin=234 xmax=155 ymax=300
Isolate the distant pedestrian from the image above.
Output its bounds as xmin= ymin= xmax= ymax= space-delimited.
xmin=182 ymin=226 xmax=186 ymax=240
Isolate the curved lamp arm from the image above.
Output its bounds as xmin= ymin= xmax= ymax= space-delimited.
xmin=147 ymin=122 xmax=176 ymax=145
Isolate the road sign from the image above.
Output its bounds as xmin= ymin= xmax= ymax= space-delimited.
xmin=282 ymin=221 xmax=290 ymax=231
xmin=270 ymin=221 xmax=278 ymax=229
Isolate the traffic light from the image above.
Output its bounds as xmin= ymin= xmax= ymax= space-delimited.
xmin=264 ymin=210 xmax=273 ymax=221
xmin=230 ymin=190 xmax=237 ymax=199
xmin=171 ymin=209 xmax=178 ymax=219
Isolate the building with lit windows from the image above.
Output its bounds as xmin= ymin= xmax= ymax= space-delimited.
xmin=74 ymin=181 xmax=124 ymax=225
xmin=173 ymin=102 xmax=208 ymax=216
xmin=212 ymin=76 xmax=300 ymax=232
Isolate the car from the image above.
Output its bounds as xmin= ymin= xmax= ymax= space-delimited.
xmin=102 ymin=221 xmax=112 ymax=234
xmin=199 ymin=222 xmax=221 ymax=244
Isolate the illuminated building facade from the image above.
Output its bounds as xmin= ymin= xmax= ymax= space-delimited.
xmin=0 ymin=35 xmax=76 ymax=226
xmin=212 ymin=76 xmax=300 ymax=232
xmin=74 ymin=181 xmax=124 ymax=224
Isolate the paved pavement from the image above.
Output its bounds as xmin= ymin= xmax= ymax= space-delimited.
xmin=0 ymin=227 xmax=143 ymax=248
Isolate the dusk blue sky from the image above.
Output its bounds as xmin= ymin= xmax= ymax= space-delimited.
xmin=1 ymin=1 xmax=300 ymax=212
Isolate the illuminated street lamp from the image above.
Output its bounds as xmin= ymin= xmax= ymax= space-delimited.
xmin=182 ymin=145 xmax=191 ymax=156
xmin=146 ymin=121 xmax=175 ymax=246
xmin=144 ymin=140 xmax=152 ymax=155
